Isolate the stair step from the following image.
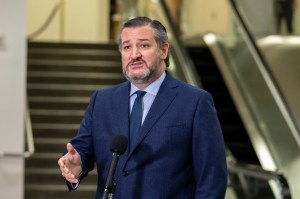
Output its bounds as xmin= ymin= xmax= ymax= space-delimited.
xmin=32 ymin=129 xmax=77 ymax=139
xmin=34 ymin=139 xmax=74 ymax=153
xmin=28 ymin=75 xmax=124 ymax=85
xmin=27 ymin=84 xmax=107 ymax=97
xmin=29 ymin=103 xmax=89 ymax=111
xmin=31 ymin=123 xmax=79 ymax=139
xmin=28 ymin=59 xmax=121 ymax=68
xmin=33 ymin=123 xmax=79 ymax=130
xmin=30 ymin=109 xmax=85 ymax=123
xmin=28 ymin=83 xmax=109 ymax=91
xmin=31 ymin=109 xmax=85 ymax=116
xmin=28 ymin=65 xmax=122 ymax=73
xmin=28 ymin=47 xmax=119 ymax=55
xmin=25 ymin=184 xmax=97 ymax=191
xmin=28 ymin=41 xmax=119 ymax=50
xmin=28 ymin=71 xmax=124 ymax=79
xmin=25 ymin=184 xmax=96 ymax=199
xmin=29 ymin=96 xmax=89 ymax=103
xmin=25 ymin=168 xmax=97 ymax=184
xmin=27 ymin=89 xmax=95 ymax=98
xmin=31 ymin=115 xmax=83 ymax=124
xmin=26 ymin=153 xmax=63 ymax=168
xmin=35 ymin=138 xmax=70 ymax=144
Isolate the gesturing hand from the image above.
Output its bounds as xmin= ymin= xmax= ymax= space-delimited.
xmin=58 ymin=143 xmax=82 ymax=183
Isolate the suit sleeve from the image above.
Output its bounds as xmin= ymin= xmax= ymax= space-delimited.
xmin=192 ymin=91 xmax=227 ymax=199
xmin=66 ymin=91 xmax=98 ymax=191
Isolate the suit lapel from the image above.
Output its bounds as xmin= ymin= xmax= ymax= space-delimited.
xmin=129 ymin=73 xmax=179 ymax=155
xmin=113 ymin=82 xmax=131 ymax=143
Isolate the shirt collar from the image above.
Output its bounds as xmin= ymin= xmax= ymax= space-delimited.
xmin=130 ymin=71 xmax=166 ymax=96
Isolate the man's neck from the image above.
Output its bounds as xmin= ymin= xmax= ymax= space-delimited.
xmin=131 ymin=71 xmax=166 ymax=90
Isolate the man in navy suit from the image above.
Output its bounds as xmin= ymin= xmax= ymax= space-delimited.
xmin=58 ymin=16 xmax=227 ymax=199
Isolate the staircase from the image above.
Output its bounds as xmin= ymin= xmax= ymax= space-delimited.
xmin=186 ymin=44 xmax=259 ymax=165
xmin=25 ymin=42 xmax=125 ymax=199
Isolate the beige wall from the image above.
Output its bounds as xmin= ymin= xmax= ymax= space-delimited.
xmin=27 ymin=0 xmax=300 ymax=43
xmin=27 ymin=0 xmax=110 ymax=43
xmin=27 ymin=0 xmax=231 ymax=43
xmin=182 ymin=0 xmax=230 ymax=38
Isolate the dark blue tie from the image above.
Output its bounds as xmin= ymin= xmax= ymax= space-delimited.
xmin=130 ymin=91 xmax=146 ymax=150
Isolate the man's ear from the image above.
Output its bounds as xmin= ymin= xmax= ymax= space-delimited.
xmin=160 ymin=43 xmax=169 ymax=59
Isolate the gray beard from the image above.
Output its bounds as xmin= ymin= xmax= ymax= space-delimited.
xmin=123 ymin=67 xmax=152 ymax=84
xmin=122 ymin=59 xmax=161 ymax=84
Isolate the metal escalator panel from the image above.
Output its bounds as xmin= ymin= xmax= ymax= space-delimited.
xmin=258 ymin=35 xmax=300 ymax=131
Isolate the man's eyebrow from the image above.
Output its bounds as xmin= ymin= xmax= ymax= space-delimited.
xmin=122 ymin=40 xmax=130 ymax=45
xmin=138 ymin=39 xmax=150 ymax=42
xmin=122 ymin=38 xmax=150 ymax=45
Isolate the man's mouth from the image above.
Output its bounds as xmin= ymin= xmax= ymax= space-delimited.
xmin=129 ymin=60 xmax=144 ymax=68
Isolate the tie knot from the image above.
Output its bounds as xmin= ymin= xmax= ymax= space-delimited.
xmin=135 ymin=91 xmax=146 ymax=99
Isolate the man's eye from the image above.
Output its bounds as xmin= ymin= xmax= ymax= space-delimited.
xmin=140 ymin=44 xmax=149 ymax=48
xmin=123 ymin=46 xmax=130 ymax=51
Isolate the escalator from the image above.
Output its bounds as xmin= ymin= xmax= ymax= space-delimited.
xmin=184 ymin=40 xmax=283 ymax=199
xmin=180 ymin=0 xmax=300 ymax=197
xmin=186 ymin=43 xmax=259 ymax=165
xmin=181 ymin=30 xmax=299 ymax=199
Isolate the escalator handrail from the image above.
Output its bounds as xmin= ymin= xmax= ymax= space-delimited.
xmin=228 ymin=0 xmax=300 ymax=147
xmin=228 ymin=158 xmax=292 ymax=199
xmin=157 ymin=0 xmax=202 ymax=88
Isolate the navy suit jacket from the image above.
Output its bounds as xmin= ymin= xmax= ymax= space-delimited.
xmin=69 ymin=72 xmax=227 ymax=199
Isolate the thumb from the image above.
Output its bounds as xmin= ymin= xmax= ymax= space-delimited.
xmin=67 ymin=143 xmax=77 ymax=156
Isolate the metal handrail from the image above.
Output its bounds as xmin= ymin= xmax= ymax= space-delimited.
xmin=228 ymin=158 xmax=291 ymax=199
xmin=157 ymin=0 xmax=202 ymax=87
xmin=0 ymin=100 xmax=35 ymax=158
xmin=28 ymin=1 xmax=63 ymax=41
xmin=25 ymin=99 xmax=35 ymax=157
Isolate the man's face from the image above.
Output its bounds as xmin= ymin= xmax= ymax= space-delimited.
xmin=120 ymin=25 xmax=169 ymax=86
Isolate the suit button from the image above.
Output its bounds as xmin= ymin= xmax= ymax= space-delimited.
xmin=122 ymin=171 xmax=129 ymax=176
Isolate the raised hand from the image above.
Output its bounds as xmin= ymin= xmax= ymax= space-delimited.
xmin=58 ymin=143 xmax=82 ymax=183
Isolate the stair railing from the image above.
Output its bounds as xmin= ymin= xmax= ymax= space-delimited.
xmin=0 ymin=99 xmax=34 ymax=158
xmin=28 ymin=0 xmax=65 ymax=41
xmin=24 ymin=99 xmax=35 ymax=158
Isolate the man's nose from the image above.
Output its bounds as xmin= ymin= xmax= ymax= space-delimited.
xmin=131 ymin=47 xmax=142 ymax=59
